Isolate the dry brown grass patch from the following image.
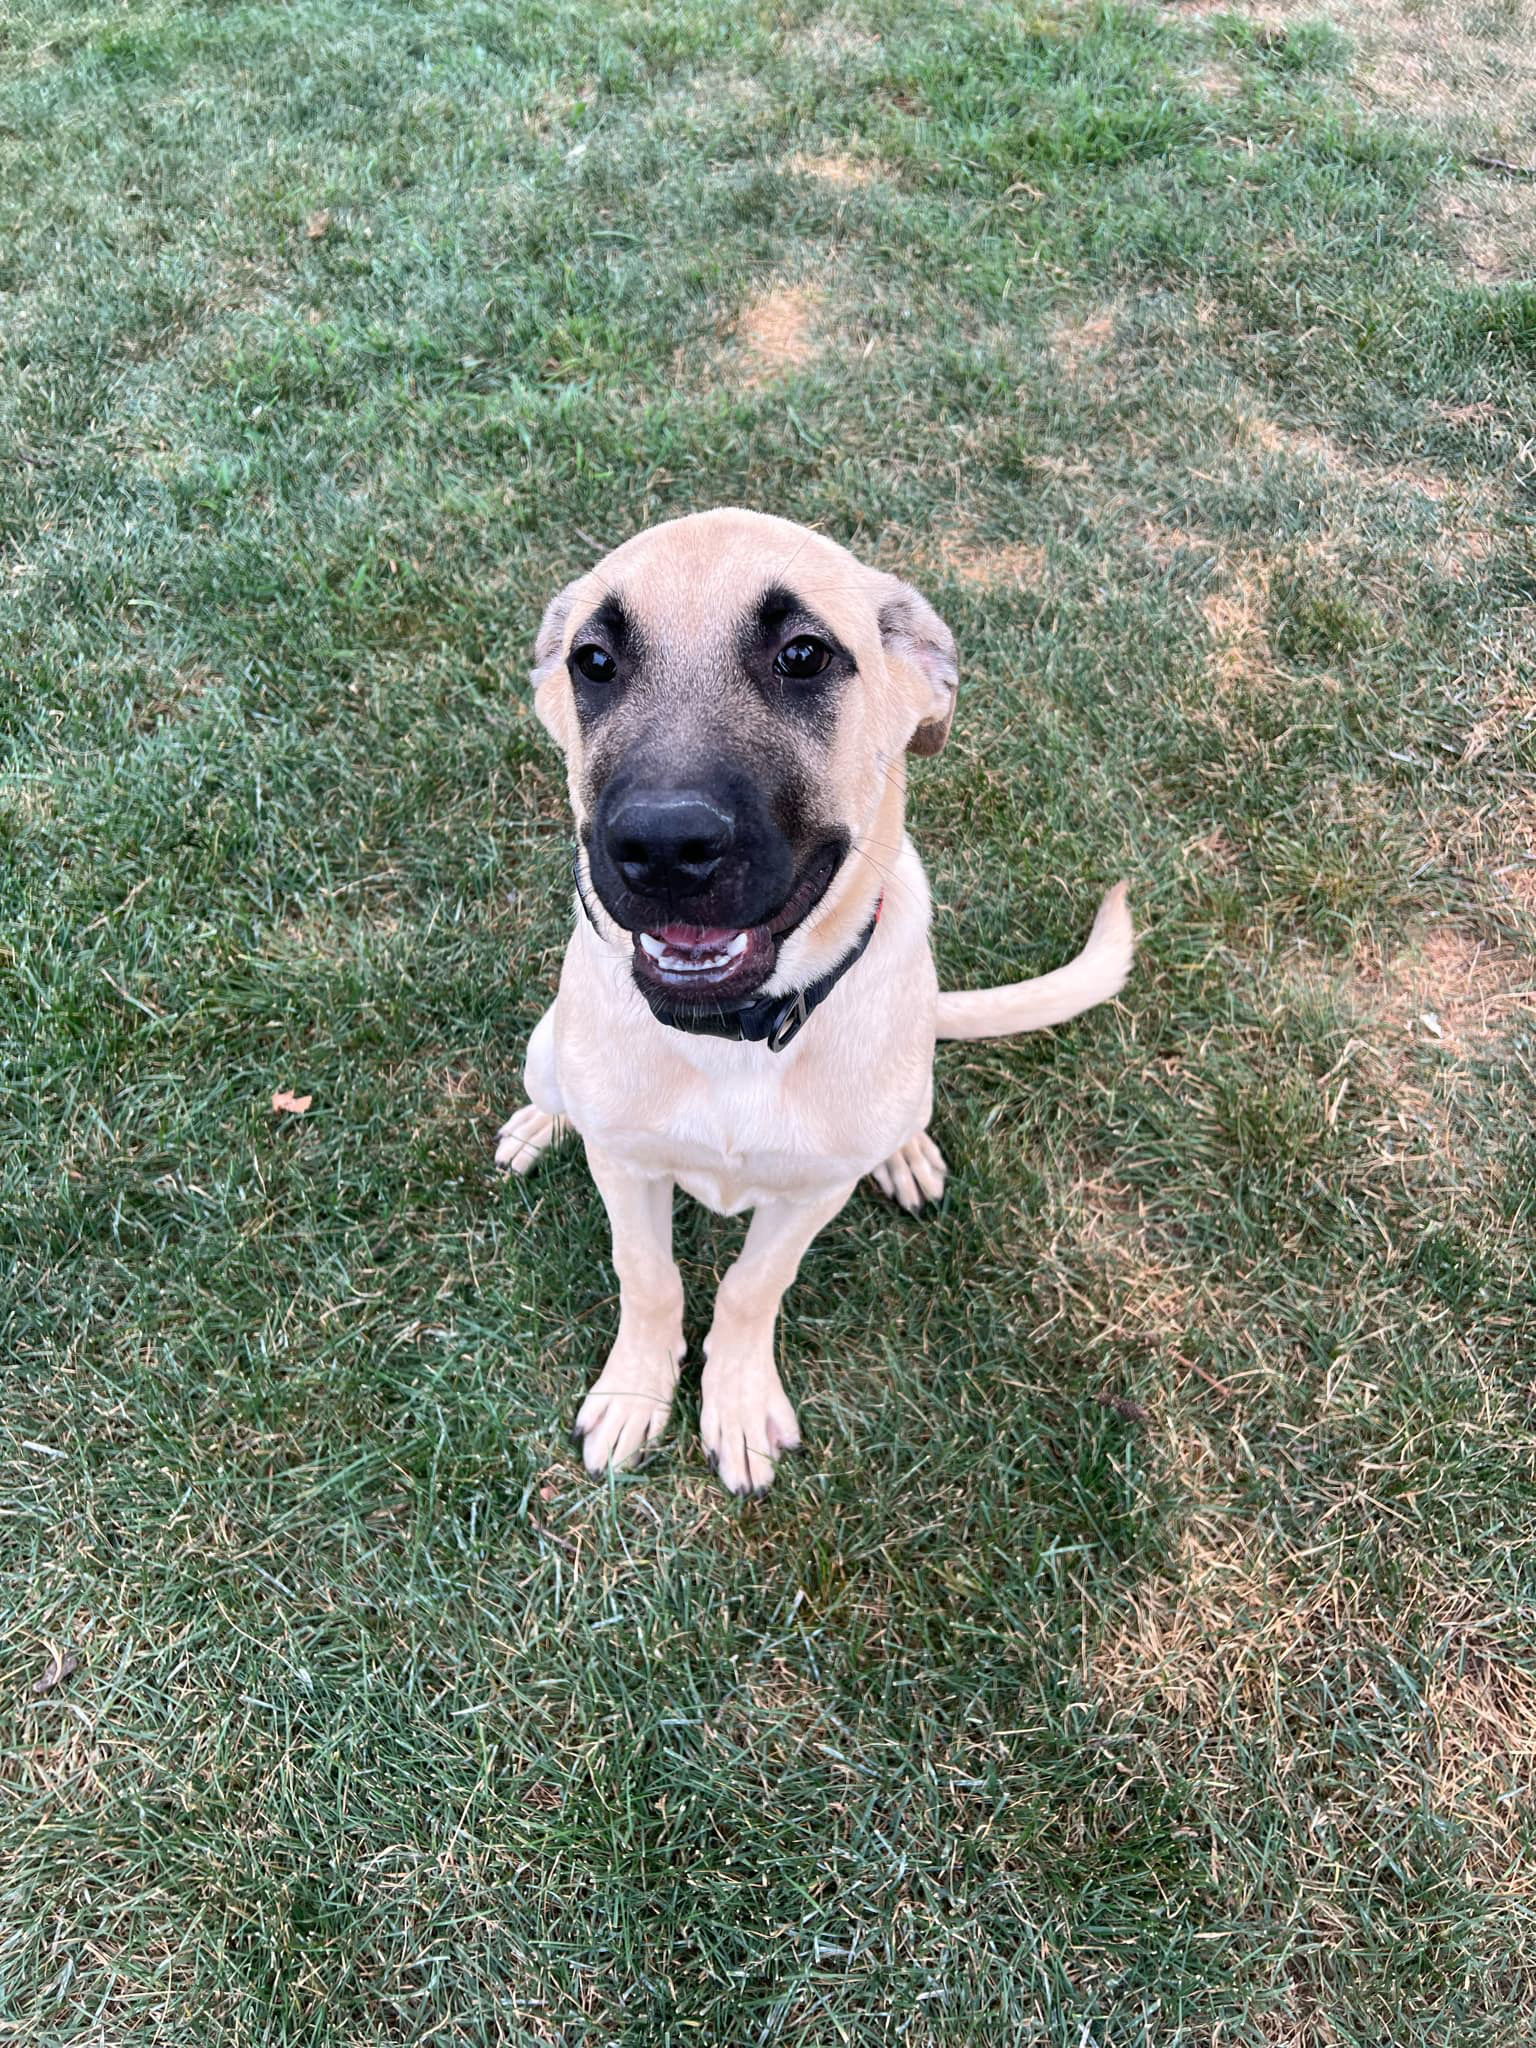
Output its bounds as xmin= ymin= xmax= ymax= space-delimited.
xmin=1066 ymin=1173 xmax=1196 ymax=1349
xmin=1186 ymin=823 xmax=1241 ymax=872
xmin=789 ymin=18 xmax=880 ymax=64
xmin=1091 ymin=1520 xmax=1349 ymax=1740
xmin=1430 ymin=501 xmax=1503 ymax=581
xmin=937 ymin=531 xmax=1049 ymax=587
xmin=787 ymin=150 xmax=883 ymax=189
xmin=732 ymin=283 xmax=823 ymax=385
xmin=1504 ymin=868 xmax=1536 ymax=910
xmin=1094 ymin=1527 xmax=1536 ymax=1892
xmin=1189 ymin=0 xmax=1536 ymax=154
xmin=1456 ymin=657 xmax=1536 ymax=764
xmin=1240 ymin=412 xmax=1450 ymax=496
xmin=1139 ymin=518 xmax=1215 ymax=567
xmin=1427 ymin=1633 xmax=1536 ymax=1892
xmin=1236 ymin=410 xmax=1513 ymax=575
xmin=1189 ymin=58 xmax=1246 ymax=98
xmin=1270 ymin=928 xmax=1531 ymax=1193
xmin=273 ymin=908 xmax=402 ymax=962
xmin=1439 ymin=180 xmax=1536 ymax=285
xmin=1052 ymin=305 xmax=1117 ymax=376
xmin=1200 ymin=551 xmax=1275 ymax=690
xmin=128 ymin=661 xmax=217 ymax=729
xmin=1356 ymin=926 xmax=1536 ymax=1056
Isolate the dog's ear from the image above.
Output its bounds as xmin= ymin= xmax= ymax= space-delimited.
xmin=530 ymin=578 xmax=582 ymax=689
xmin=879 ymin=582 xmax=958 ymax=756
xmin=529 ymin=577 xmax=585 ymax=749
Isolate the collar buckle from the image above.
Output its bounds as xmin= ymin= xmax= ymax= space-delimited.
xmin=765 ymin=988 xmax=810 ymax=1052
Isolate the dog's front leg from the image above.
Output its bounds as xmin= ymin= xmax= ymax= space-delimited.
xmin=700 ymin=1184 xmax=856 ymax=1497
xmin=572 ymin=1148 xmax=684 ymax=1477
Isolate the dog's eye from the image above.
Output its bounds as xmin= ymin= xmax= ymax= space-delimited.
xmin=774 ymin=635 xmax=832 ymax=681
xmin=572 ymin=644 xmax=617 ymax=684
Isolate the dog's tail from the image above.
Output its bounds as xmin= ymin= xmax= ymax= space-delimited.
xmin=935 ymin=882 xmax=1133 ymax=1042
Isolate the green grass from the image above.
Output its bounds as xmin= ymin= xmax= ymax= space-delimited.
xmin=4 ymin=1 xmax=1536 ymax=2040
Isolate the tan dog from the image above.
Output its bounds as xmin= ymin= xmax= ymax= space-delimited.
xmin=496 ymin=509 xmax=1132 ymax=1494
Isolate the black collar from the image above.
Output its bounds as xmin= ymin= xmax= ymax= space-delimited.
xmin=573 ymin=854 xmax=881 ymax=1053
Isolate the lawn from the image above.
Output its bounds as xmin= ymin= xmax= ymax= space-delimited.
xmin=4 ymin=1 xmax=1535 ymax=2041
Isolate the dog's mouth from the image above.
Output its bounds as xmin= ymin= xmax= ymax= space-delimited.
xmin=634 ymin=922 xmax=773 ymax=993
xmin=628 ymin=843 xmax=844 ymax=1008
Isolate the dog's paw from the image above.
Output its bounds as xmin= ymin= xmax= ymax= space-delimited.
xmin=869 ymin=1129 xmax=947 ymax=1213
xmin=495 ymin=1104 xmax=567 ymax=1174
xmin=699 ymin=1363 xmax=801 ymax=1497
xmin=572 ymin=1352 xmax=678 ymax=1477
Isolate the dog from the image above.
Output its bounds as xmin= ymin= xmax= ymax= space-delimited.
xmin=496 ymin=508 xmax=1133 ymax=1495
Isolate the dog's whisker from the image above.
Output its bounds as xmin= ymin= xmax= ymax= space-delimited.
xmin=772 ymin=528 xmax=822 ymax=585
xmin=845 ymin=841 xmax=920 ymax=911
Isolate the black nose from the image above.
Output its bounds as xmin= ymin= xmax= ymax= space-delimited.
xmin=605 ymin=791 xmax=736 ymax=897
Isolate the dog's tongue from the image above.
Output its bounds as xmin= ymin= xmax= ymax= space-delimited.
xmin=653 ymin=923 xmax=745 ymax=948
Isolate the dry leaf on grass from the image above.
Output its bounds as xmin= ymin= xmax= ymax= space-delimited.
xmin=271 ymin=1089 xmax=313 ymax=1114
xmin=305 ymin=210 xmax=331 ymax=240
xmin=32 ymin=1648 xmax=79 ymax=1695
xmin=1096 ymin=1391 xmax=1152 ymax=1423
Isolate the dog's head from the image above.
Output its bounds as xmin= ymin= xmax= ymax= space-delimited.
xmin=529 ymin=508 xmax=956 ymax=1016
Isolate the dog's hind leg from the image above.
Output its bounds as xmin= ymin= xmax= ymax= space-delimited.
xmin=572 ymin=1149 xmax=685 ymax=1476
xmin=869 ymin=1128 xmax=948 ymax=1213
xmin=494 ymin=1004 xmax=569 ymax=1173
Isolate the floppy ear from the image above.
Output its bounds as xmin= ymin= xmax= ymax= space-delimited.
xmin=879 ymin=581 xmax=958 ymax=756
xmin=530 ymin=577 xmax=583 ymax=689
xmin=529 ymin=576 xmax=587 ymax=750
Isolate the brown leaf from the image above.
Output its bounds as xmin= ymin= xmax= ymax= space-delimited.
xmin=1095 ymin=1391 xmax=1151 ymax=1424
xmin=33 ymin=1648 xmax=79 ymax=1695
xmin=271 ymin=1089 xmax=313 ymax=1115
xmin=306 ymin=209 xmax=331 ymax=240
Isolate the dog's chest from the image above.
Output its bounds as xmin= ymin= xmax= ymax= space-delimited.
xmin=547 ymin=891 xmax=937 ymax=1212
xmin=579 ymin=1054 xmax=886 ymax=1212
xmin=556 ymin=1009 xmax=928 ymax=1212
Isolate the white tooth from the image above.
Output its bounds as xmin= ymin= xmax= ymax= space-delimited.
xmin=640 ymin=933 xmax=666 ymax=959
xmin=722 ymin=932 xmax=749 ymax=958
